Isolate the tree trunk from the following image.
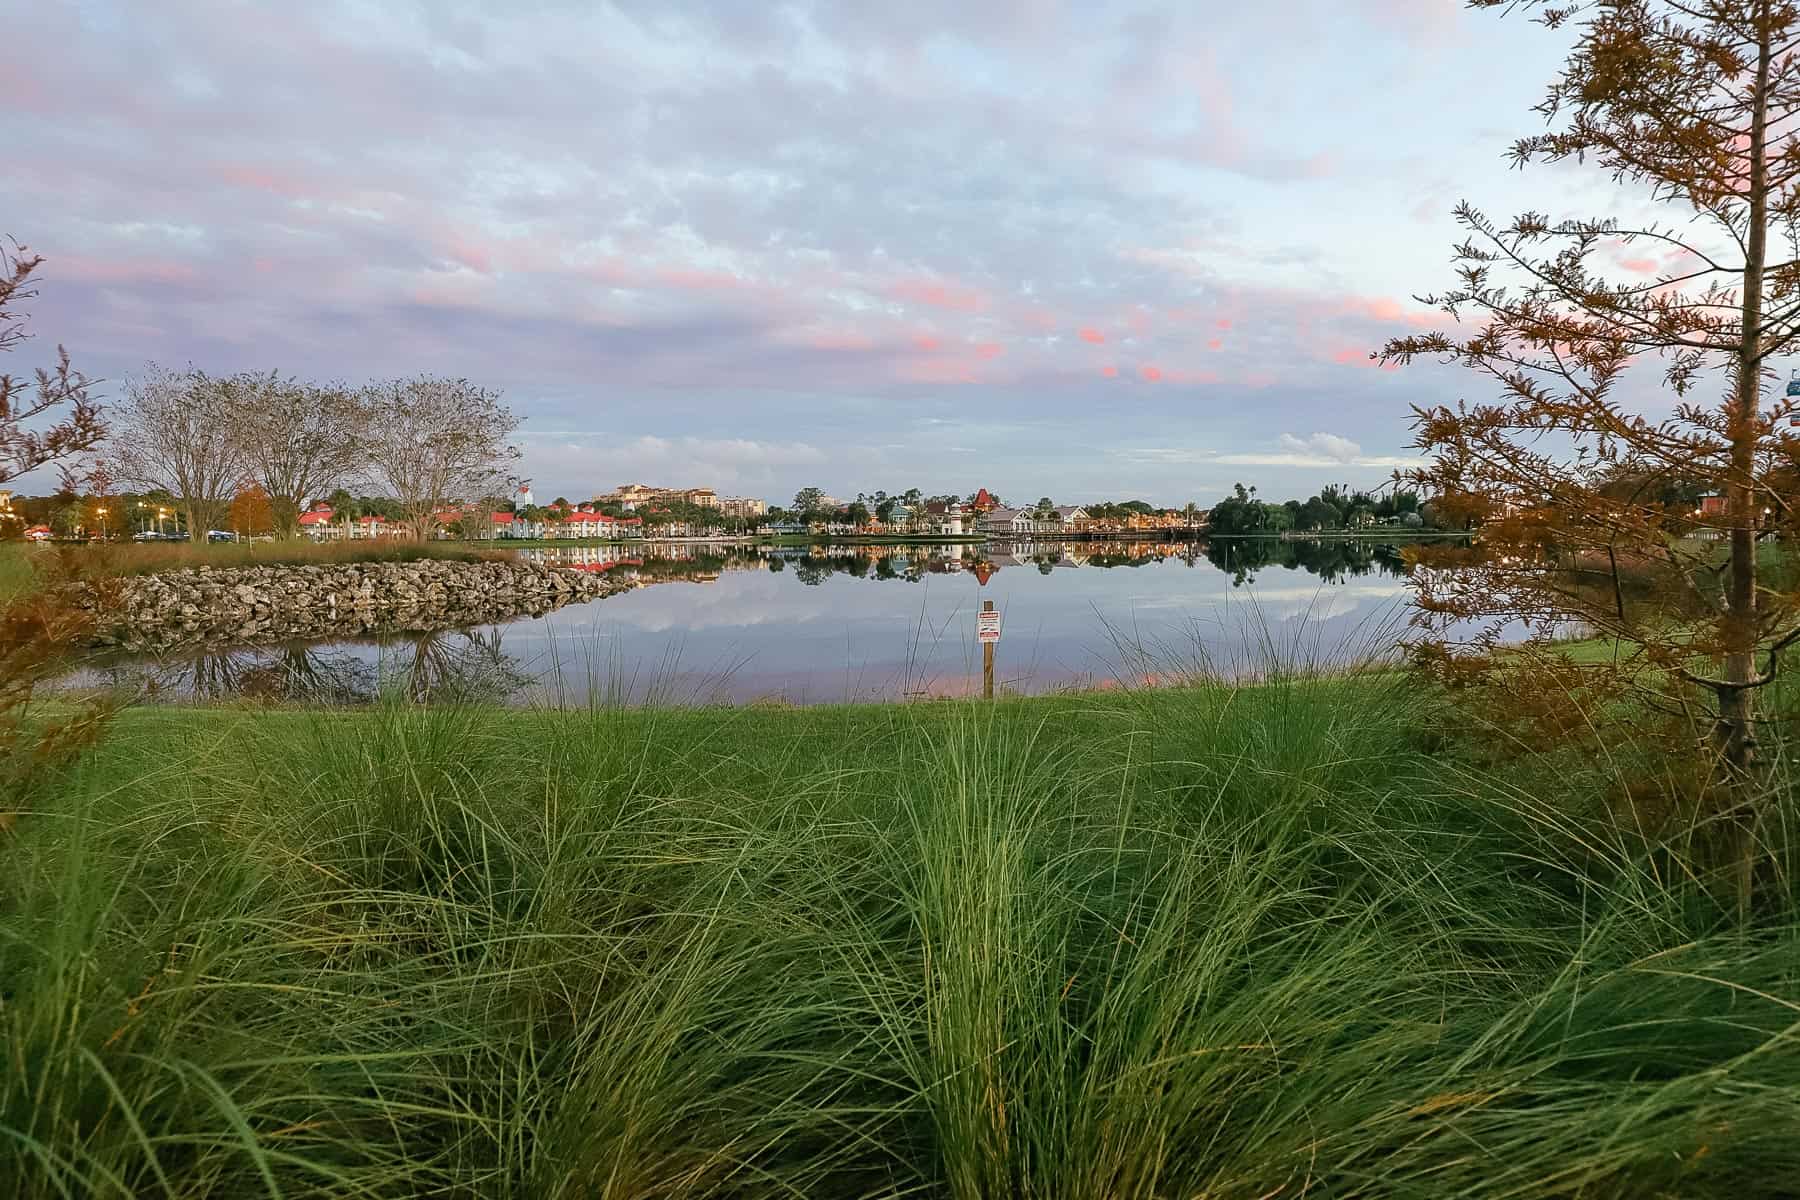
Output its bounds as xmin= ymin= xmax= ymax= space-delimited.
xmin=1720 ymin=21 xmax=1773 ymax=776
xmin=272 ymin=497 xmax=301 ymax=540
xmin=1713 ymin=23 xmax=1771 ymax=780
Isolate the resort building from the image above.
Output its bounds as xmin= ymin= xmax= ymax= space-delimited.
xmin=719 ymin=496 xmax=768 ymax=518
xmin=979 ymin=507 xmax=1038 ymax=537
xmin=597 ymin=484 xmax=721 ymax=511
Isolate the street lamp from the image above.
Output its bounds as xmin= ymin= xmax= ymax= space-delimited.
xmin=95 ymin=506 xmax=108 ymax=539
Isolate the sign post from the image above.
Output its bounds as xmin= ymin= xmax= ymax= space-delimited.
xmin=978 ymin=600 xmax=1000 ymax=699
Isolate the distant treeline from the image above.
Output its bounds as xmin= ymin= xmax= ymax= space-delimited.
xmin=1208 ymin=483 xmax=1460 ymax=535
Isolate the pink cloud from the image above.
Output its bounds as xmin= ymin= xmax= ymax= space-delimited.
xmin=1206 ymin=337 xmax=1223 ymax=351
xmin=914 ymin=334 xmax=941 ymax=351
xmin=1140 ymin=365 xmax=1163 ymax=382
xmin=658 ymin=267 xmax=743 ymax=290
xmin=1618 ymin=257 xmax=1658 ymax=276
xmin=446 ymin=235 xmax=492 ymax=275
xmin=56 ymin=256 xmax=199 ymax=287
xmin=1216 ymin=317 xmax=1232 ymax=331
xmin=215 ymin=164 xmax=312 ymax=199
xmin=808 ymin=330 xmax=876 ymax=351
xmin=888 ymin=276 xmax=988 ymax=312
xmin=974 ymin=342 xmax=1005 ymax=359
xmin=1341 ymin=295 xmax=1443 ymax=329
xmin=901 ymin=358 xmax=978 ymax=384
xmin=1079 ymin=327 xmax=1107 ymax=344
xmin=1101 ymin=365 xmax=1119 ymax=378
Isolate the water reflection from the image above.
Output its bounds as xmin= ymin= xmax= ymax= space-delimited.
xmin=85 ymin=630 xmax=529 ymax=707
xmin=514 ymin=536 xmax=1415 ymax=589
xmin=75 ymin=537 xmax=1437 ymax=707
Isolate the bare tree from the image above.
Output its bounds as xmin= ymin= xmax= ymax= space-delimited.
xmin=0 ymin=242 xmax=104 ymax=487
xmin=354 ymin=376 xmax=519 ymax=539
xmin=109 ymin=365 xmax=248 ymax=543
xmin=224 ymin=372 xmax=363 ymax=538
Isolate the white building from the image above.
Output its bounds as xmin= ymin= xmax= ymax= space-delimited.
xmin=979 ymin=507 xmax=1036 ymax=537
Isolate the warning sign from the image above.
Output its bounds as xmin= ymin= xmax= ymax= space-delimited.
xmin=978 ymin=609 xmax=1001 ymax=644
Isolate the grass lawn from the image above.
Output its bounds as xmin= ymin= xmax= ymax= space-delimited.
xmin=5 ymin=674 xmax=1799 ymax=1197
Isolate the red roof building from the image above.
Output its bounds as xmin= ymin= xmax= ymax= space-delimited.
xmin=971 ymin=488 xmax=999 ymax=512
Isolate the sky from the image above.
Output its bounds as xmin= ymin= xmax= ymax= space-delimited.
xmin=6 ymin=0 xmax=1615 ymax=508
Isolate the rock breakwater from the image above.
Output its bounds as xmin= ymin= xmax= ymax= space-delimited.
xmin=75 ymin=558 xmax=630 ymax=652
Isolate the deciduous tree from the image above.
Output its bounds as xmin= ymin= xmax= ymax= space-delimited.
xmin=0 ymin=243 xmax=104 ymax=488
xmin=224 ymin=371 xmax=362 ymax=538
xmin=229 ymin=484 xmax=275 ymax=537
xmin=109 ymin=365 xmax=246 ymax=543
xmin=1383 ymin=0 xmax=1800 ymax=782
xmin=0 ymin=241 xmax=111 ymax=823
xmin=354 ymin=376 xmax=519 ymax=540
xmin=792 ymin=486 xmax=826 ymax=517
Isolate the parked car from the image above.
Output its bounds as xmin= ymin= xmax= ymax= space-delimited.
xmin=207 ymin=530 xmax=237 ymax=543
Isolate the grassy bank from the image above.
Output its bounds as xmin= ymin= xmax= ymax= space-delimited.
xmin=5 ymin=676 xmax=1799 ymax=1197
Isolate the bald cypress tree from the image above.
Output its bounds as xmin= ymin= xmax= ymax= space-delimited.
xmin=1386 ymin=0 xmax=1800 ymax=784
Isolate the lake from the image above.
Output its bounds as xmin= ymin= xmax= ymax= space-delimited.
xmin=77 ymin=538 xmax=1426 ymax=706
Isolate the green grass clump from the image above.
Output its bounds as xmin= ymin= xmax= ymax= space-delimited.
xmin=3 ymin=678 xmax=1798 ymax=1197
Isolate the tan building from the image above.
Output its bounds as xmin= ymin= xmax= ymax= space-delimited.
xmin=598 ymin=483 xmax=722 ymax=511
xmin=719 ymin=496 xmax=768 ymax=518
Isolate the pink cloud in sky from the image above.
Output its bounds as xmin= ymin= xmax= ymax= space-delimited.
xmin=1079 ymin=326 xmax=1106 ymax=343
xmin=1206 ymin=337 xmax=1223 ymax=351
xmin=1617 ymin=257 xmax=1658 ymax=276
xmin=57 ymin=255 xmax=200 ymax=287
xmin=658 ymin=267 xmax=743 ymax=290
xmin=1101 ymin=365 xmax=1119 ymax=378
xmin=446 ymin=236 xmax=492 ymax=275
xmin=902 ymin=358 xmax=978 ymax=384
xmin=807 ymin=330 xmax=876 ymax=351
xmin=974 ymin=341 xmax=1005 ymax=359
xmin=214 ymin=163 xmax=313 ymax=198
xmin=1140 ymin=365 xmax=1163 ymax=382
xmin=914 ymin=334 xmax=941 ymax=351
xmin=888 ymin=276 xmax=988 ymax=312
xmin=1216 ymin=317 xmax=1232 ymax=330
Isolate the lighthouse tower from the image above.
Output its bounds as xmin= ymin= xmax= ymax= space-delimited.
xmin=515 ymin=482 xmax=535 ymax=507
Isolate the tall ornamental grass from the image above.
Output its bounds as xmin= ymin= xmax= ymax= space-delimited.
xmin=3 ymin=672 xmax=1797 ymax=1197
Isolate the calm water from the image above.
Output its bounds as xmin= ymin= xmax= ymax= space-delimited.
xmin=78 ymin=538 xmax=1425 ymax=706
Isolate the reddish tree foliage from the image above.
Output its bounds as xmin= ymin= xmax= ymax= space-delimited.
xmin=1384 ymin=1 xmax=1800 ymax=783
xmin=0 ymin=241 xmax=112 ymax=829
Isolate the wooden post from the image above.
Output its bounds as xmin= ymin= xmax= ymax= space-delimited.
xmin=982 ymin=599 xmax=995 ymax=700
